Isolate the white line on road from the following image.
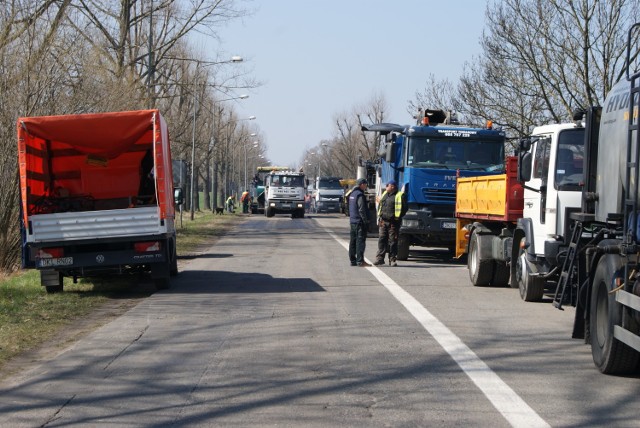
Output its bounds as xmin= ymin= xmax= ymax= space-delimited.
xmin=329 ymin=231 xmax=550 ymax=428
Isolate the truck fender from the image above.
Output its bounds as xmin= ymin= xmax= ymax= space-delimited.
xmin=469 ymin=222 xmax=511 ymax=262
xmin=583 ymin=240 xmax=624 ymax=335
xmin=516 ymin=218 xmax=535 ymax=255
xmin=468 ymin=223 xmax=494 ymax=261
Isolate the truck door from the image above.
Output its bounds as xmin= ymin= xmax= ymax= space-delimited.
xmin=523 ymin=136 xmax=551 ymax=255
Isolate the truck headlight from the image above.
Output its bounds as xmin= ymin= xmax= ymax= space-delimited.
xmin=403 ymin=219 xmax=419 ymax=228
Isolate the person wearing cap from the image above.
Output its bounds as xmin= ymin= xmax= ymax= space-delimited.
xmin=374 ymin=179 xmax=407 ymax=266
xmin=348 ymin=178 xmax=371 ymax=267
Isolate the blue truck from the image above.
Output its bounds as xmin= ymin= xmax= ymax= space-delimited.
xmin=362 ymin=109 xmax=506 ymax=260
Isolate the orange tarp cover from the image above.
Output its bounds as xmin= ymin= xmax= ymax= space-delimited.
xmin=18 ymin=110 xmax=175 ymax=224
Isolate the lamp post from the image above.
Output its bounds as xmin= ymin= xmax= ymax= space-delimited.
xmin=210 ymin=95 xmax=249 ymax=211
xmin=188 ymin=56 xmax=244 ymax=220
xmin=244 ymin=140 xmax=259 ymax=191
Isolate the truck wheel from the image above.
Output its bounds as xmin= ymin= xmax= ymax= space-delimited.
xmin=266 ymin=207 xmax=275 ymax=217
xmin=299 ymin=210 xmax=305 ymax=218
xmin=152 ymin=264 xmax=171 ymax=290
xmin=397 ymin=235 xmax=410 ymax=261
xmin=169 ymin=239 xmax=178 ymax=277
xmin=492 ymin=262 xmax=510 ymax=287
xmin=468 ymin=232 xmax=494 ymax=286
xmin=516 ymin=239 xmax=544 ymax=301
xmin=589 ymin=256 xmax=639 ymax=374
xmin=41 ymin=269 xmax=63 ymax=293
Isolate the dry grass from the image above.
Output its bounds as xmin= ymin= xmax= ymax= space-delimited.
xmin=0 ymin=210 xmax=244 ymax=374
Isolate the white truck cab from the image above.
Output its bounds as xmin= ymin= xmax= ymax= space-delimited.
xmin=514 ymin=123 xmax=585 ymax=300
xmin=264 ymin=170 xmax=306 ymax=218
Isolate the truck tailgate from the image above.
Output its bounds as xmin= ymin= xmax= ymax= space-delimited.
xmin=27 ymin=206 xmax=163 ymax=243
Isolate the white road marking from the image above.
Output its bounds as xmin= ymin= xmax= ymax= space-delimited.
xmin=330 ymin=231 xmax=550 ymax=428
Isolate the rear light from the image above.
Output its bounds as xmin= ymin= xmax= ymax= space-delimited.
xmin=37 ymin=248 xmax=64 ymax=258
xmin=134 ymin=241 xmax=161 ymax=253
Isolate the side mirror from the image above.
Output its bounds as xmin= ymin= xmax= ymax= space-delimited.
xmin=385 ymin=142 xmax=396 ymax=163
xmin=519 ymin=138 xmax=532 ymax=152
xmin=518 ymin=152 xmax=532 ymax=183
xmin=174 ymin=187 xmax=184 ymax=206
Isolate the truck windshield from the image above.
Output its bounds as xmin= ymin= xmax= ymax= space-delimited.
xmin=318 ymin=178 xmax=342 ymax=189
xmin=554 ymin=129 xmax=584 ymax=190
xmin=406 ymin=137 xmax=505 ymax=171
xmin=273 ymin=175 xmax=304 ymax=187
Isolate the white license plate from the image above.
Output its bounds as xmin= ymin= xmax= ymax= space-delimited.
xmin=38 ymin=257 xmax=73 ymax=267
xmin=281 ymin=204 xmax=291 ymax=208
xmin=441 ymin=222 xmax=457 ymax=229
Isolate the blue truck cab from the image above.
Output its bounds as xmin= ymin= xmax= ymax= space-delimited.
xmin=363 ymin=110 xmax=506 ymax=259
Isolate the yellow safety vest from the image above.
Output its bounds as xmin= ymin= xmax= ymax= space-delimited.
xmin=377 ymin=190 xmax=405 ymax=218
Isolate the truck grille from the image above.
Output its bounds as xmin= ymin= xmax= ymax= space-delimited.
xmin=423 ymin=188 xmax=456 ymax=203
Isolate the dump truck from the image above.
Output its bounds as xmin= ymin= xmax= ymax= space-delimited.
xmin=264 ymin=168 xmax=306 ymax=218
xmin=455 ymin=122 xmax=585 ymax=301
xmin=18 ymin=110 xmax=180 ymax=292
xmin=363 ymin=110 xmax=506 ymax=260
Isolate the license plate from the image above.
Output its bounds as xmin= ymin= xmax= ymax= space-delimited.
xmin=441 ymin=221 xmax=457 ymax=229
xmin=281 ymin=204 xmax=291 ymax=208
xmin=38 ymin=257 xmax=73 ymax=267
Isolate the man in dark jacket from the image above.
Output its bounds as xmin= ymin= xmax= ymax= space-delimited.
xmin=374 ymin=180 xmax=407 ymax=266
xmin=348 ymin=178 xmax=371 ymax=267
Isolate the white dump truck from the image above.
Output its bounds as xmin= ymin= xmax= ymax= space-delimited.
xmin=264 ymin=169 xmax=306 ymax=218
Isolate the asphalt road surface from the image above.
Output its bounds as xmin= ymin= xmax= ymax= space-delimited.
xmin=1 ymin=213 xmax=639 ymax=427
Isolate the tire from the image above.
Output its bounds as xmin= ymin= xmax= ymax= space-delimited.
xmin=155 ymin=277 xmax=170 ymax=290
xmin=41 ymin=269 xmax=63 ymax=293
xmin=468 ymin=232 xmax=494 ymax=286
xmin=169 ymin=239 xmax=178 ymax=277
xmin=397 ymin=235 xmax=410 ymax=261
xmin=589 ymin=256 xmax=639 ymax=374
xmin=266 ymin=207 xmax=275 ymax=218
xmin=516 ymin=238 xmax=544 ymax=301
xmin=151 ymin=264 xmax=171 ymax=291
xmin=492 ymin=262 xmax=511 ymax=287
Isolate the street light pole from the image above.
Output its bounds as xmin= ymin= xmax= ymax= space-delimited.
xmin=185 ymin=56 xmax=244 ymax=220
xmin=210 ymin=95 xmax=249 ymax=211
xmin=244 ymin=139 xmax=258 ymax=191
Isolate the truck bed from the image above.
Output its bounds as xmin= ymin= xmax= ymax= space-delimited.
xmin=27 ymin=206 xmax=164 ymax=243
xmin=455 ymin=157 xmax=523 ymax=222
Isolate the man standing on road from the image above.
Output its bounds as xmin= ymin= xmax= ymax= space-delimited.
xmin=374 ymin=180 xmax=407 ymax=267
xmin=348 ymin=178 xmax=371 ymax=267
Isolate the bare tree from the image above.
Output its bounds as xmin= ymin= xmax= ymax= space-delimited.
xmin=458 ymin=0 xmax=640 ymax=138
xmin=303 ymin=93 xmax=389 ymax=179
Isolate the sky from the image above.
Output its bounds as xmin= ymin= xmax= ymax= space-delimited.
xmin=197 ymin=0 xmax=489 ymax=167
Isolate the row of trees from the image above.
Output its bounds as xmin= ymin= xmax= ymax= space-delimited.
xmin=303 ymin=0 xmax=640 ymax=178
xmin=0 ymin=0 xmax=263 ymax=272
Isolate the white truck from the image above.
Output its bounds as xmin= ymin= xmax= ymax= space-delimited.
xmin=18 ymin=110 xmax=180 ymax=292
xmin=313 ymin=176 xmax=343 ymax=213
xmin=264 ymin=170 xmax=306 ymax=218
xmin=456 ymin=122 xmax=585 ymax=302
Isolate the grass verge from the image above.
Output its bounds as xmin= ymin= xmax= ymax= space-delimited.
xmin=0 ymin=210 xmax=244 ymax=375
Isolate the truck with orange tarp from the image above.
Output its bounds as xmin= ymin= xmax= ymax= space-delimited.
xmin=18 ymin=110 xmax=180 ymax=292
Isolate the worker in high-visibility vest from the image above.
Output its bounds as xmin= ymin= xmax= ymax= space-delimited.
xmin=226 ymin=195 xmax=236 ymax=213
xmin=240 ymin=190 xmax=250 ymax=213
xmin=374 ymin=180 xmax=407 ymax=267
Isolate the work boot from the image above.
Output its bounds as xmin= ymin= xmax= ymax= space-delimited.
xmin=390 ymin=258 xmax=397 ymax=267
xmin=358 ymin=261 xmax=372 ymax=267
xmin=373 ymin=259 xmax=385 ymax=266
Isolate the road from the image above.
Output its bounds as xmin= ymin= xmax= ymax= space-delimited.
xmin=1 ymin=213 xmax=638 ymax=427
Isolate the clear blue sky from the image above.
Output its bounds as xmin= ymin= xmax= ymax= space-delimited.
xmin=205 ymin=0 xmax=489 ymax=166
